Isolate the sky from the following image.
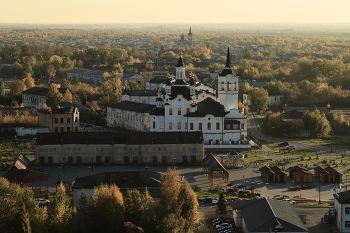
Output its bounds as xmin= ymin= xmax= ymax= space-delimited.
xmin=1 ymin=0 xmax=350 ymax=24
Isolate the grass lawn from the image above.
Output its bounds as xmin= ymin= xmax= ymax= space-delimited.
xmin=294 ymin=201 xmax=331 ymax=208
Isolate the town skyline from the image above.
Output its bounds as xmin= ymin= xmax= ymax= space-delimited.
xmin=1 ymin=0 xmax=350 ymax=24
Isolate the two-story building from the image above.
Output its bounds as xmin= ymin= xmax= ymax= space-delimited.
xmin=22 ymin=87 xmax=71 ymax=110
xmin=38 ymin=105 xmax=79 ymax=133
xmin=67 ymin=69 xmax=105 ymax=83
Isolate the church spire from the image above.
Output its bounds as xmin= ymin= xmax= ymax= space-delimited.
xmin=189 ymin=26 xmax=192 ymax=35
xmin=176 ymin=52 xmax=184 ymax=67
xmin=225 ymin=47 xmax=231 ymax=67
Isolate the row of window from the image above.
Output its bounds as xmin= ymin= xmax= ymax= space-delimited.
xmin=108 ymin=111 xmax=144 ymax=123
xmin=169 ymin=107 xmax=190 ymax=115
xmin=54 ymin=126 xmax=79 ymax=132
xmin=23 ymin=95 xmax=43 ymax=103
xmin=220 ymin=81 xmax=237 ymax=91
xmin=40 ymin=146 xmax=196 ymax=152
xmin=54 ymin=117 xmax=79 ymax=124
xmin=152 ymin=121 xmax=244 ymax=131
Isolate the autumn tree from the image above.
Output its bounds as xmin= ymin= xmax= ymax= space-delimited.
xmin=249 ymin=88 xmax=270 ymax=114
xmin=87 ymin=184 xmax=124 ymax=233
xmin=49 ymin=182 xmax=74 ymax=233
xmin=22 ymin=73 xmax=35 ymax=89
xmin=9 ymin=79 xmax=26 ymax=95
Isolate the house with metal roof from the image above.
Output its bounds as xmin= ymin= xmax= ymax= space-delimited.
xmin=67 ymin=68 xmax=105 ymax=83
xmin=231 ymin=197 xmax=308 ymax=233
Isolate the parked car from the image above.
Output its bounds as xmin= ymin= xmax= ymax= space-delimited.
xmin=212 ymin=217 xmax=228 ymax=223
xmin=283 ymin=199 xmax=296 ymax=204
xmin=202 ymin=197 xmax=213 ymax=203
xmin=278 ymin=142 xmax=289 ymax=146
xmin=216 ymin=223 xmax=232 ymax=229
xmin=285 ymin=145 xmax=296 ymax=150
xmin=36 ymin=198 xmax=50 ymax=206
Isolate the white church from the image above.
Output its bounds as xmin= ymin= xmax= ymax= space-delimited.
xmin=107 ymin=48 xmax=251 ymax=149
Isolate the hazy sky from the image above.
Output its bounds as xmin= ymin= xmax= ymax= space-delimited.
xmin=1 ymin=0 xmax=350 ymax=24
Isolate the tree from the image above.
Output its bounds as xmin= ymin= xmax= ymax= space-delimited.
xmin=46 ymin=83 xmax=63 ymax=107
xmin=87 ymin=184 xmax=124 ymax=233
xmin=22 ymin=73 xmax=35 ymax=89
xmin=249 ymin=88 xmax=270 ymax=114
xmin=49 ymin=182 xmax=74 ymax=233
xmin=216 ymin=192 xmax=227 ymax=214
xmin=303 ymin=109 xmax=331 ymax=138
xmin=9 ymin=79 xmax=26 ymax=95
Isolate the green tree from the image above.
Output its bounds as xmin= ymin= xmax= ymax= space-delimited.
xmin=303 ymin=109 xmax=331 ymax=138
xmin=46 ymin=83 xmax=63 ymax=107
xmin=249 ymin=88 xmax=270 ymax=114
xmin=217 ymin=192 xmax=227 ymax=214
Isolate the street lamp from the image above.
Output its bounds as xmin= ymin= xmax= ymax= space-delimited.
xmin=319 ymin=174 xmax=322 ymax=204
xmin=91 ymin=157 xmax=94 ymax=172
xmin=88 ymin=166 xmax=91 ymax=176
xmin=58 ymin=166 xmax=61 ymax=181
xmin=173 ymin=157 xmax=176 ymax=168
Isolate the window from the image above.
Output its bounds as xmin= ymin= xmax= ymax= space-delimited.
xmin=227 ymin=82 xmax=231 ymax=91
xmin=178 ymin=108 xmax=181 ymax=115
xmin=169 ymin=122 xmax=173 ymax=130
xmin=207 ymin=122 xmax=211 ymax=130
xmin=67 ymin=127 xmax=70 ymax=132
xmin=186 ymin=108 xmax=190 ymax=114
xmin=190 ymin=123 xmax=194 ymax=130
xmin=177 ymin=122 xmax=181 ymax=130
xmin=234 ymin=81 xmax=237 ymax=91
xmin=199 ymin=123 xmax=202 ymax=130
xmin=55 ymin=127 xmax=58 ymax=132
xmin=221 ymin=81 xmax=224 ymax=90
xmin=241 ymin=123 xmax=245 ymax=129
xmin=60 ymin=118 xmax=64 ymax=123
xmin=75 ymin=117 xmax=78 ymax=122
xmin=346 ymin=207 xmax=350 ymax=214
xmin=346 ymin=221 xmax=350 ymax=228
xmin=216 ymin=122 xmax=220 ymax=130
xmin=153 ymin=122 xmax=156 ymax=129
xmin=67 ymin=118 xmax=70 ymax=123
xmin=60 ymin=127 xmax=64 ymax=132
xmin=169 ymin=108 xmax=172 ymax=115
xmin=55 ymin=118 xmax=58 ymax=123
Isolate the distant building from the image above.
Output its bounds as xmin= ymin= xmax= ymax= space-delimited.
xmin=67 ymin=69 xmax=105 ymax=83
xmin=35 ymin=131 xmax=204 ymax=165
xmin=22 ymin=87 xmax=71 ymax=110
xmin=38 ymin=105 xmax=79 ymax=133
xmin=269 ymin=95 xmax=284 ymax=106
xmin=108 ymin=48 xmax=250 ymax=150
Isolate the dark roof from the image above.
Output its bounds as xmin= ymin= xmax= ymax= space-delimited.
xmin=170 ymin=86 xmax=192 ymax=100
xmin=110 ymin=101 xmax=155 ymax=113
xmin=7 ymin=154 xmax=32 ymax=172
xmin=51 ymin=105 xmax=76 ymax=114
xmin=184 ymin=99 xmax=227 ymax=117
xmin=334 ymin=189 xmax=350 ymax=204
xmin=36 ymin=131 xmax=204 ymax=145
xmin=232 ymin=198 xmax=308 ymax=232
xmin=22 ymin=87 xmax=49 ymax=96
xmin=58 ymin=87 xmax=70 ymax=95
xmin=73 ymin=171 xmax=162 ymax=189
xmin=122 ymin=90 xmax=158 ymax=96
xmin=280 ymin=110 xmax=305 ymax=120
xmin=176 ymin=55 xmax=184 ymax=67
xmin=149 ymin=77 xmax=168 ymax=84
xmin=58 ymin=101 xmax=91 ymax=112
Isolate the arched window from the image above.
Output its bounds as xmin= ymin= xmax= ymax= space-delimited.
xmin=169 ymin=122 xmax=173 ymax=130
xmin=227 ymin=82 xmax=231 ymax=91
xmin=177 ymin=122 xmax=181 ymax=130
xmin=216 ymin=122 xmax=220 ymax=130
xmin=221 ymin=81 xmax=225 ymax=90
xmin=207 ymin=122 xmax=211 ymax=130
xmin=241 ymin=123 xmax=244 ymax=129
xmin=169 ymin=108 xmax=172 ymax=115
xmin=199 ymin=123 xmax=202 ymax=130
xmin=190 ymin=122 xmax=194 ymax=130
xmin=153 ymin=122 xmax=156 ymax=129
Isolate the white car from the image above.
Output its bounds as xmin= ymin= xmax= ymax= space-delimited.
xmin=283 ymin=199 xmax=296 ymax=204
xmin=285 ymin=145 xmax=296 ymax=150
xmin=36 ymin=198 xmax=50 ymax=205
xmin=216 ymin=223 xmax=232 ymax=229
xmin=212 ymin=198 xmax=219 ymax=204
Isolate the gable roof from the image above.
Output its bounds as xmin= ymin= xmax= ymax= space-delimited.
xmin=122 ymin=90 xmax=158 ymax=96
xmin=334 ymin=190 xmax=350 ymax=204
xmin=22 ymin=87 xmax=49 ymax=96
xmin=109 ymin=101 xmax=155 ymax=113
xmin=232 ymin=198 xmax=308 ymax=232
